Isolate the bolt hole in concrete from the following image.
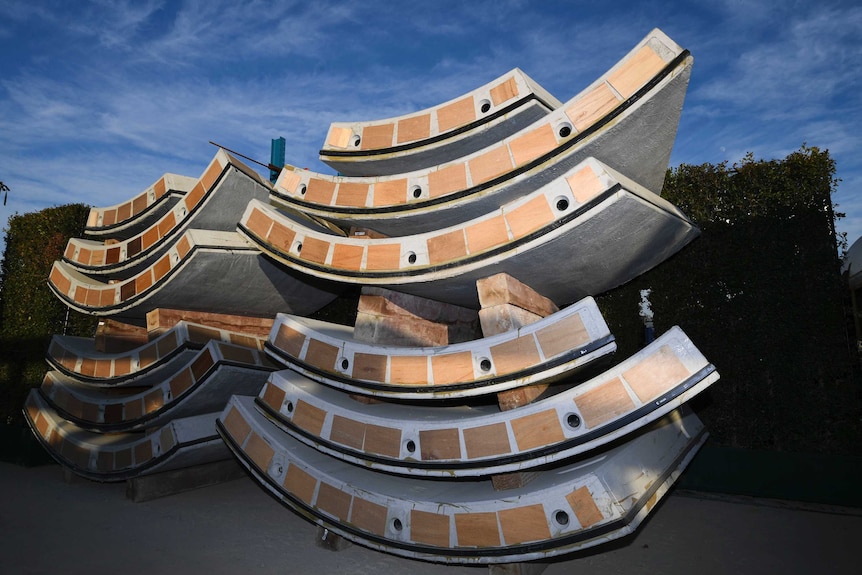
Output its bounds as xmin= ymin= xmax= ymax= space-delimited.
xmin=407 ymin=252 xmax=417 ymax=264
xmin=556 ymin=197 xmax=570 ymax=211
xmin=480 ymin=99 xmax=491 ymax=113
xmin=411 ymin=186 xmax=422 ymax=199
xmin=555 ymin=510 xmax=570 ymax=526
xmin=566 ymin=413 xmax=581 ymax=428
xmin=406 ymin=440 xmax=416 ymax=453
xmin=479 ymin=358 xmax=492 ymax=372
xmin=558 ymin=123 xmax=573 ymax=138
xmin=299 ymin=184 xmax=307 ymax=195
xmin=352 ymin=135 xmax=361 ymax=147
xmin=286 ymin=401 xmax=294 ymax=413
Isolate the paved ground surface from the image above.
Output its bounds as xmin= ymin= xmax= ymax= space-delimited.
xmin=1 ymin=461 xmax=859 ymax=575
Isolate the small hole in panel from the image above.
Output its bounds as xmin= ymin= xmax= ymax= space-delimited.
xmin=406 ymin=440 xmax=416 ymax=453
xmin=340 ymin=358 xmax=349 ymax=370
xmin=286 ymin=401 xmax=294 ymax=413
xmin=557 ymin=122 xmax=573 ymax=138
xmin=411 ymin=186 xmax=422 ymax=199
xmin=392 ymin=518 xmax=403 ymax=531
xmin=555 ymin=197 xmax=570 ymax=212
xmin=294 ymin=242 xmax=303 ymax=253
xmin=299 ymin=184 xmax=307 ymax=196
xmin=566 ymin=413 xmax=581 ymax=429
xmin=352 ymin=135 xmax=361 ymax=147
xmin=554 ymin=510 xmax=570 ymax=526
xmin=480 ymin=99 xmax=491 ymax=113
xmin=479 ymin=358 xmax=492 ymax=372
xmin=407 ymin=252 xmax=417 ymax=265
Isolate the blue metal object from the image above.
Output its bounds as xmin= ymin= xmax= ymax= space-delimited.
xmin=270 ymin=137 xmax=285 ymax=183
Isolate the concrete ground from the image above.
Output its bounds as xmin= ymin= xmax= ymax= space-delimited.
xmin=1 ymin=461 xmax=859 ymax=575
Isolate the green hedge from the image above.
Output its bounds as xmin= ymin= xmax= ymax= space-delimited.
xmin=0 ymin=204 xmax=97 ymax=423
xmin=596 ymin=146 xmax=859 ymax=455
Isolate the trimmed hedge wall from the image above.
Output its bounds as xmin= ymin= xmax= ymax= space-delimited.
xmin=595 ymin=146 xmax=860 ymax=455
xmin=0 ymin=204 xmax=97 ymax=423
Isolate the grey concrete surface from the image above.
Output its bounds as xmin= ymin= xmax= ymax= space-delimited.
xmin=1 ymin=461 xmax=859 ymax=575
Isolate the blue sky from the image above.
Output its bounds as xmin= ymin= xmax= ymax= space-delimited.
xmin=1 ymin=0 xmax=860 ymax=259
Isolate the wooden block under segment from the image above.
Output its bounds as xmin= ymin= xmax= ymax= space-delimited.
xmin=477 ymin=273 xmax=559 ymax=317
xmin=146 ymin=309 xmax=274 ymax=339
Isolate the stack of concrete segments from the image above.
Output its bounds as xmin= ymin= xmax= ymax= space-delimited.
xmin=28 ymin=26 xmax=720 ymax=565
xmin=24 ymin=323 xmax=277 ymax=480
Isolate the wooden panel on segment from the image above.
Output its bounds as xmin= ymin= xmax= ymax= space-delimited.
xmin=331 ymin=243 xmax=364 ymax=270
xmin=463 ymin=422 xmax=511 ymax=459
xmin=365 ymin=243 xmax=401 ymax=271
xmin=124 ymin=398 xmax=143 ymax=421
xmin=304 ymin=179 xmax=337 ymax=205
xmin=169 ymin=369 xmax=194 ymax=398
xmin=468 ymin=145 xmax=513 ymax=185
xmin=77 ymin=247 xmax=92 ymax=265
xmin=105 ymin=246 xmax=121 ymax=265
xmin=364 ymin=424 xmax=401 ymax=458
xmin=350 ymin=497 xmax=388 ymax=536
xmin=114 ymin=356 xmax=132 ymax=376
xmin=608 ymin=45 xmax=666 ymax=99
xmin=154 ymin=177 xmax=167 ymax=198
xmin=566 ymin=165 xmax=605 ymax=205
xmin=50 ymin=266 xmax=72 ymax=295
xmin=144 ymin=388 xmax=164 ymax=414
xmin=454 ymin=512 xmax=501 ymax=548
xmin=200 ymin=159 xmax=223 ymax=191
xmin=428 ymin=163 xmax=467 ymax=198
xmin=505 ymin=194 xmax=555 ymax=239
xmin=292 ymin=399 xmax=326 ymax=436
xmin=304 ymin=339 xmax=339 ymax=371
xmin=411 ymin=509 xmax=450 ymax=547
xmin=132 ymin=193 xmax=148 ymax=215
xmin=157 ymin=211 xmax=176 ymax=237
xmin=114 ymin=447 xmax=132 ymax=469
xmin=176 ymin=235 xmax=192 ymax=259
xmin=574 ymin=376 xmax=635 ymax=429
xmin=535 ymin=313 xmax=589 ymax=358
xmin=134 ymin=440 xmax=153 ymax=464
xmin=142 ymin=226 xmax=159 ymax=251
xmin=284 ymin=463 xmax=317 ymax=504
xmin=430 ymin=352 xmax=474 ymax=384
xmin=160 ymin=427 xmax=175 ymax=453
xmin=244 ymin=432 xmax=274 ymax=470
xmin=187 ymin=324 xmax=221 ymax=344
xmin=268 ymin=222 xmax=296 ymax=254
xmin=360 ymin=123 xmax=395 ymax=150
xmin=153 ymin=254 xmax=172 ymax=283
xmin=299 ymin=237 xmax=330 ymax=265
xmin=316 ymin=482 xmax=352 ymax=520
xmin=184 ymin=182 xmax=207 ymax=209
xmin=389 ymin=355 xmax=428 ymax=385
xmin=274 ymin=324 xmax=306 ymax=358
xmin=396 ymin=114 xmax=431 ymax=143
xmin=489 ymin=334 xmax=541 ymax=374
xmin=93 ymin=358 xmax=112 ymax=379
xmin=335 ymin=182 xmax=370 ymax=207
xmin=352 ymin=352 xmax=387 ymax=382
xmin=261 ymin=383 xmax=286 ymax=411
xmin=326 ymin=127 xmax=352 ymax=149
xmin=190 ymin=349 xmax=215 ymax=381
xmin=330 ymin=415 xmax=365 ymax=450
xmin=490 ymin=76 xmax=519 ymax=106
xmin=499 ymin=504 xmax=551 ymax=544
xmin=102 ymin=209 xmax=117 ymax=226
xmin=134 ymin=271 xmax=154 ymax=295
xmin=623 ymin=345 xmax=691 ymax=403
xmin=566 ymin=485 xmax=604 ymax=528
xmin=511 ymin=409 xmax=565 ymax=451
xmin=117 ymin=203 xmax=132 ymax=222
xmin=465 ymin=215 xmax=510 ymax=254
xmin=219 ymin=343 xmax=255 ymax=364
xmin=566 ymin=83 xmax=619 ymax=132
xmin=245 ymin=208 xmax=272 ymax=239
xmin=427 ymin=229 xmax=467 ymax=266
xmin=155 ymin=331 xmax=180 ymax=358
xmin=138 ymin=342 xmax=159 ymax=369
xmin=372 ymin=179 xmax=408 ymax=206
xmin=119 ymin=281 xmax=135 ymax=303
xmin=509 ymin=124 xmax=557 ymax=167
xmin=437 ymin=96 xmax=476 ymax=132
xmin=419 ymin=427 xmax=461 ymax=460
xmin=278 ymin=170 xmax=302 ymax=195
